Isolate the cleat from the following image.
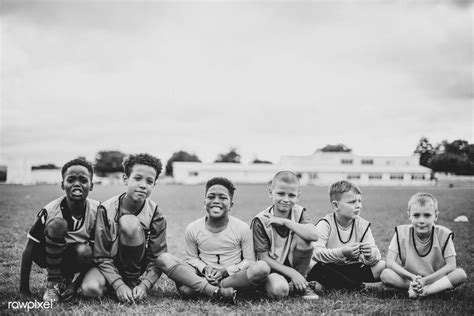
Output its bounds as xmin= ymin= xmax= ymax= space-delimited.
xmin=361 ymin=281 xmax=385 ymax=293
xmin=215 ymin=287 xmax=237 ymax=304
xmin=308 ymin=281 xmax=325 ymax=294
xmin=301 ymin=286 xmax=319 ymax=300
xmin=43 ymin=282 xmax=65 ymax=303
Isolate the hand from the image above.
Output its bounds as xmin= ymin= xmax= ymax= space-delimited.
xmin=203 ymin=265 xmax=219 ymax=285
xmin=359 ymin=242 xmax=373 ymax=258
xmin=410 ymin=275 xmax=424 ymax=294
xmin=209 ymin=268 xmax=228 ymax=283
xmin=116 ymin=285 xmax=134 ymax=304
xmin=288 ymin=270 xmax=308 ymax=292
xmin=341 ymin=243 xmax=360 ymax=259
xmin=132 ymin=283 xmax=148 ymax=301
xmin=263 ymin=214 xmax=288 ymax=227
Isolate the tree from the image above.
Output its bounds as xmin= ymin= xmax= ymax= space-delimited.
xmin=319 ymin=144 xmax=352 ymax=152
xmin=252 ymin=158 xmax=272 ymax=164
xmin=414 ymin=137 xmax=435 ymax=167
xmin=215 ymin=148 xmax=241 ymax=163
xmin=94 ymin=150 xmax=126 ymax=176
xmin=165 ymin=151 xmax=201 ymax=176
xmin=31 ymin=163 xmax=59 ymax=170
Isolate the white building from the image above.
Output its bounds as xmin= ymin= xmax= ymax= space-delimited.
xmin=173 ymin=151 xmax=433 ymax=186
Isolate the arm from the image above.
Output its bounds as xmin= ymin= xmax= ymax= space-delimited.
xmin=264 ymin=210 xmax=318 ymax=242
xmin=139 ymin=207 xmax=167 ymax=291
xmin=385 ymin=250 xmax=418 ymax=281
xmin=185 ymin=225 xmax=207 ymax=274
xmin=257 ymin=251 xmax=307 ymax=291
xmin=312 ymin=221 xmax=346 ymax=264
xmin=359 ymin=227 xmax=382 ymax=266
xmin=226 ymin=225 xmax=255 ymax=275
xmin=94 ymin=206 xmax=127 ymax=293
xmin=20 ymin=239 xmax=36 ymax=295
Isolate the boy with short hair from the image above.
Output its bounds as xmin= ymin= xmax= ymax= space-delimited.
xmin=156 ymin=177 xmax=270 ymax=304
xmin=251 ymin=171 xmax=319 ymax=300
xmin=20 ymin=158 xmax=99 ymax=303
xmin=307 ymin=180 xmax=385 ymax=291
xmin=86 ymin=153 xmax=167 ymax=303
xmin=380 ymin=192 xmax=467 ymax=298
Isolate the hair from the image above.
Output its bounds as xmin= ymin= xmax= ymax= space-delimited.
xmin=205 ymin=177 xmax=236 ymax=200
xmin=61 ymin=158 xmax=94 ymax=180
xmin=122 ymin=153 xmax=163 ymax=180
xmin=329 ymin=180 xmax=362 ymax=202
xmin=270 ymin=171 xmax=300 ymax=189
xmin=407 ymin=192 xmax=438 ymax=213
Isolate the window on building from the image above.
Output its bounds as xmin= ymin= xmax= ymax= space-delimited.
xmin=361 ymin=159 xmax=374 ymax=165
xmin=390 ymin=173 xmax=404 ymax=180
xmin=308 ymin=172 xmax=318 ymax=180
xmin=189 ymin=171 xmax=199 ymax=177
xmin=411 ymin=174 xmax=425 ymax=180
xmin=341 ymin=159 xmax=353 ymax=165
xmin=369 ymin=173 xmax=382 ymax=180
xmin=347 ymin=174 xmax=361 ymax=180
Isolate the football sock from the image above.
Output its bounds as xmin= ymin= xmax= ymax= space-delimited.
xmin=292 ymin=248 xmax=313 ymax=277
xmin=220 ymin=269 xmax=251 ymax=288
xmin=166 ymin=262 xmax=217 ymax=297
xmin=45 ymin=235 xmax=67 ymax=283
xmin=119 ymin=244 xmax=145 ymax=283
xmin=423 ymin=276 xmax=453 ymax=295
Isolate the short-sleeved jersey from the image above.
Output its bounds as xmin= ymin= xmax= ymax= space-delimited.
xmin=27 ymin=196 xmax=99 ymax=244
xmin=387 ymin=224 xmax=455 ymax=276
xmin=185 ymin=215 xmax=255 ymax=275
xmin=251 ymin=205 xmax=307 ymax=264
xmin=94 ymin=193 xmax=167 ymax=291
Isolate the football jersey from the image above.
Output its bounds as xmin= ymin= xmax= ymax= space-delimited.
xmin=27 ymin=196 xmax=99 ymax=244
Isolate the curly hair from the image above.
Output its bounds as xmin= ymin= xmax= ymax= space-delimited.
xmin=122 ymin=153 xmax=163 ymax=180
xmin=61 ymin=158 xmax=94 ymax=180
xmin=329 ymin=180 xmax=362 ymax=202
xmin=205 ymin=177 xmax=236 ymax=200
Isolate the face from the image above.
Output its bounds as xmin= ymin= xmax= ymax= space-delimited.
xmin=333 ymin=190 xmax=362 ymax=221
xmin=408 ymin=203 xmax=437 ymax=236
xmin=124 ymin=164 xmax=157 ymax=203
xmin=205 ymin=184 xmax=233 ymax=220
xmin=269 ymin=180 xmax=300 ymax=214
xmin=61 ymin=165 xmax=93 ymax=201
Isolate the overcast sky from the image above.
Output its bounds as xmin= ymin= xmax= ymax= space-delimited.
xmin=1 ymin=0 xmax=472 ymax=166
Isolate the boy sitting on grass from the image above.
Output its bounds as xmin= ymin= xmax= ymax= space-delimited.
xmin=380 ymin=192 xmax=467 ymax=298
xmin=20 ymin=158 xmax=99 ymax=303
xmin=251 ymin=171 xmax=319 ymax=300
xmin=307 ymin=180 xmax=385 ymax=291
xmin=85 ymin=153 xmax=167 ymax=303
xmin=156 ymin=177 xmax=269 ymax=304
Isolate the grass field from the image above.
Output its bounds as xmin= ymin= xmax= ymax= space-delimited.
xmin=1 ymin=184 xmax=473 ymax=314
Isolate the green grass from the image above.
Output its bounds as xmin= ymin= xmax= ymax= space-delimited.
xmin=1 ymin=184 xmax=473 ymax=314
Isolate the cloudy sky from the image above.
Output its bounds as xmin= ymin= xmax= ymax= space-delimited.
xmin=1 ymin=0 xmax=472 ymax=166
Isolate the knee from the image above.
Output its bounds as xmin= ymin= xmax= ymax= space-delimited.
xmin=156 ymin=253 xmax=180 ymax=272
xmin=450 ymin=268 xmax=467 ymax=286
xmin=248 ymin=261 xmax=270 ymax=284
xmin=73 ymin=244 xmax=93 ymax=264
xmin=81 ymin=280 xmax=105 ymax=298
xmin=265 ymin=275 xmax=289 ymax=299
xmin=118 ymin=215 xmax=142 ymax=241
xmin=45 ymin=218 xmax=68 ymax=238
xmin=371 ymin=260 xmax=386 ymax=279
xmin=380 ymin=268 xmax=395 ymax=284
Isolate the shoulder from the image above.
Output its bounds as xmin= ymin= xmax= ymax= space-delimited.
xmin=355 ymin=216 xmax=370 ymax=226
xmin=98 ymin=194 xmax=121 ymax=218
xmin=434 ymin=225 xmax=452 ymax=235
xmin=42 ymin=196 xmax=65 ymax=218
xmin=229 ymin=216 xmax=251 ymax=232
xmin=86 ymin=198 xmax=100 ymax=214
xmin=316 ymin=213 xmax=333 ymax=226
xmin=186 ymin=217 xmax=205 ymax=232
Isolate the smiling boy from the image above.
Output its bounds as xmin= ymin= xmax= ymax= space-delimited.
xmin=156 ymin=177 xmax=269 ymax=304
xmin=380 ymin=192 xmax=467 ymax=298
xmin=307 ymin=180 xmax=385 ymax=291
xmin=20 ymin=158 xmax=99 ymax=303
xmin=85 ymin=153 xmax=167 ymax=303
xmin=251 ymin=171 xmax=319 ymax=299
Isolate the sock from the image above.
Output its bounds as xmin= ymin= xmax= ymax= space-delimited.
xmin=292 ymin=248 xmax=313 ymax=277
xmin=119 ymin=244 xmax=145 ymax=284
xmin=220 ymin=269 xmax=252 ymax=289
xmin=166 ymin=263 xmax=217 ymax=297
xmin=45 ymin=235 xmax=67 ymax=283
xmin=423 ymin=276 xmax=453 ymax=296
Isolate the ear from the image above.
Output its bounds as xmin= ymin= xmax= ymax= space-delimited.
xmin=123 ymin=173 xmax=128 ymax=185
xmin=230 ymin=201 xmax=234 ymax=209
xmin=90 ymin=182 xmax=94 ymax=191
xmin=268 ymin=187 xmax=273 ymax=198
xmin=435 ymin=211 xmax=439 ymax=222
xmin=331 ymin=200 xmax=339 ymax=211
xmin=61 ymin=181 xmax=65 ymax=191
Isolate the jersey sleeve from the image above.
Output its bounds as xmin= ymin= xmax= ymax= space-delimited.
xmin=387 ymin=234 xmax=398 ymax=255
xmin=185 ymin=223 xmax=207 ymax=273
xmin=141 ymin=206 xmax=168 ymax=290
xmin=359 ymin=226 xmax=382 ymax=266
xmin=299 ymin=208 xmax=311 ymax=224
xmin=252 ymin=218 xmax=270 ymax=253
xmin=226 ymin=223 xmax=255 ymax=275
xmin=312 ymin=220 xmax=345 ymax=264
xmin=27 ymin=209 xmax=48 ymax=243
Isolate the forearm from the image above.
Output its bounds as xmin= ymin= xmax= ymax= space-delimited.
xmin=284 ymin=222 xmax=318 ymax=241
xmin=422 ymin=261 xmax=456 ymax=285
xmin=20 ymin=250 xmax=33 ymax=293
xmin=313 ymin=245 xmax=346 ymax=264
xmin=226 ymin=259 xmax=252 ymax=275
xmin=361 ymin=247 xmax=382 ymax=266
xmin=186 ymin=257 xmax=207 ymax=273
xmin=386 ymin=260 xmax=417 ymax=281
xmin=140 ymin=262 xmax=162 ymax=290
xmin=95 ymin=258 xmax=126 ymax=291
xmin=257 ymin=252 xmax=299 ymax=278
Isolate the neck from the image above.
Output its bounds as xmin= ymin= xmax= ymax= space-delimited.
xmin=122 ymin=194 xmax=144 ymax=214
xmin=272 ymin=206 xmax=290 ymax=218
xmin=206 ymin=215 xmax=229 ymax=230
xmin=334 ymin=212 xmax=352 ymax=228
xmin=415 ymin=229 xmax=432 ymax=242
xmin=66 ymin=198 xmax=86 ymax=217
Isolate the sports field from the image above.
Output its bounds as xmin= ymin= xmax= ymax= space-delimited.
xmin=1 ymin=184 xmax=473 ymax=314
